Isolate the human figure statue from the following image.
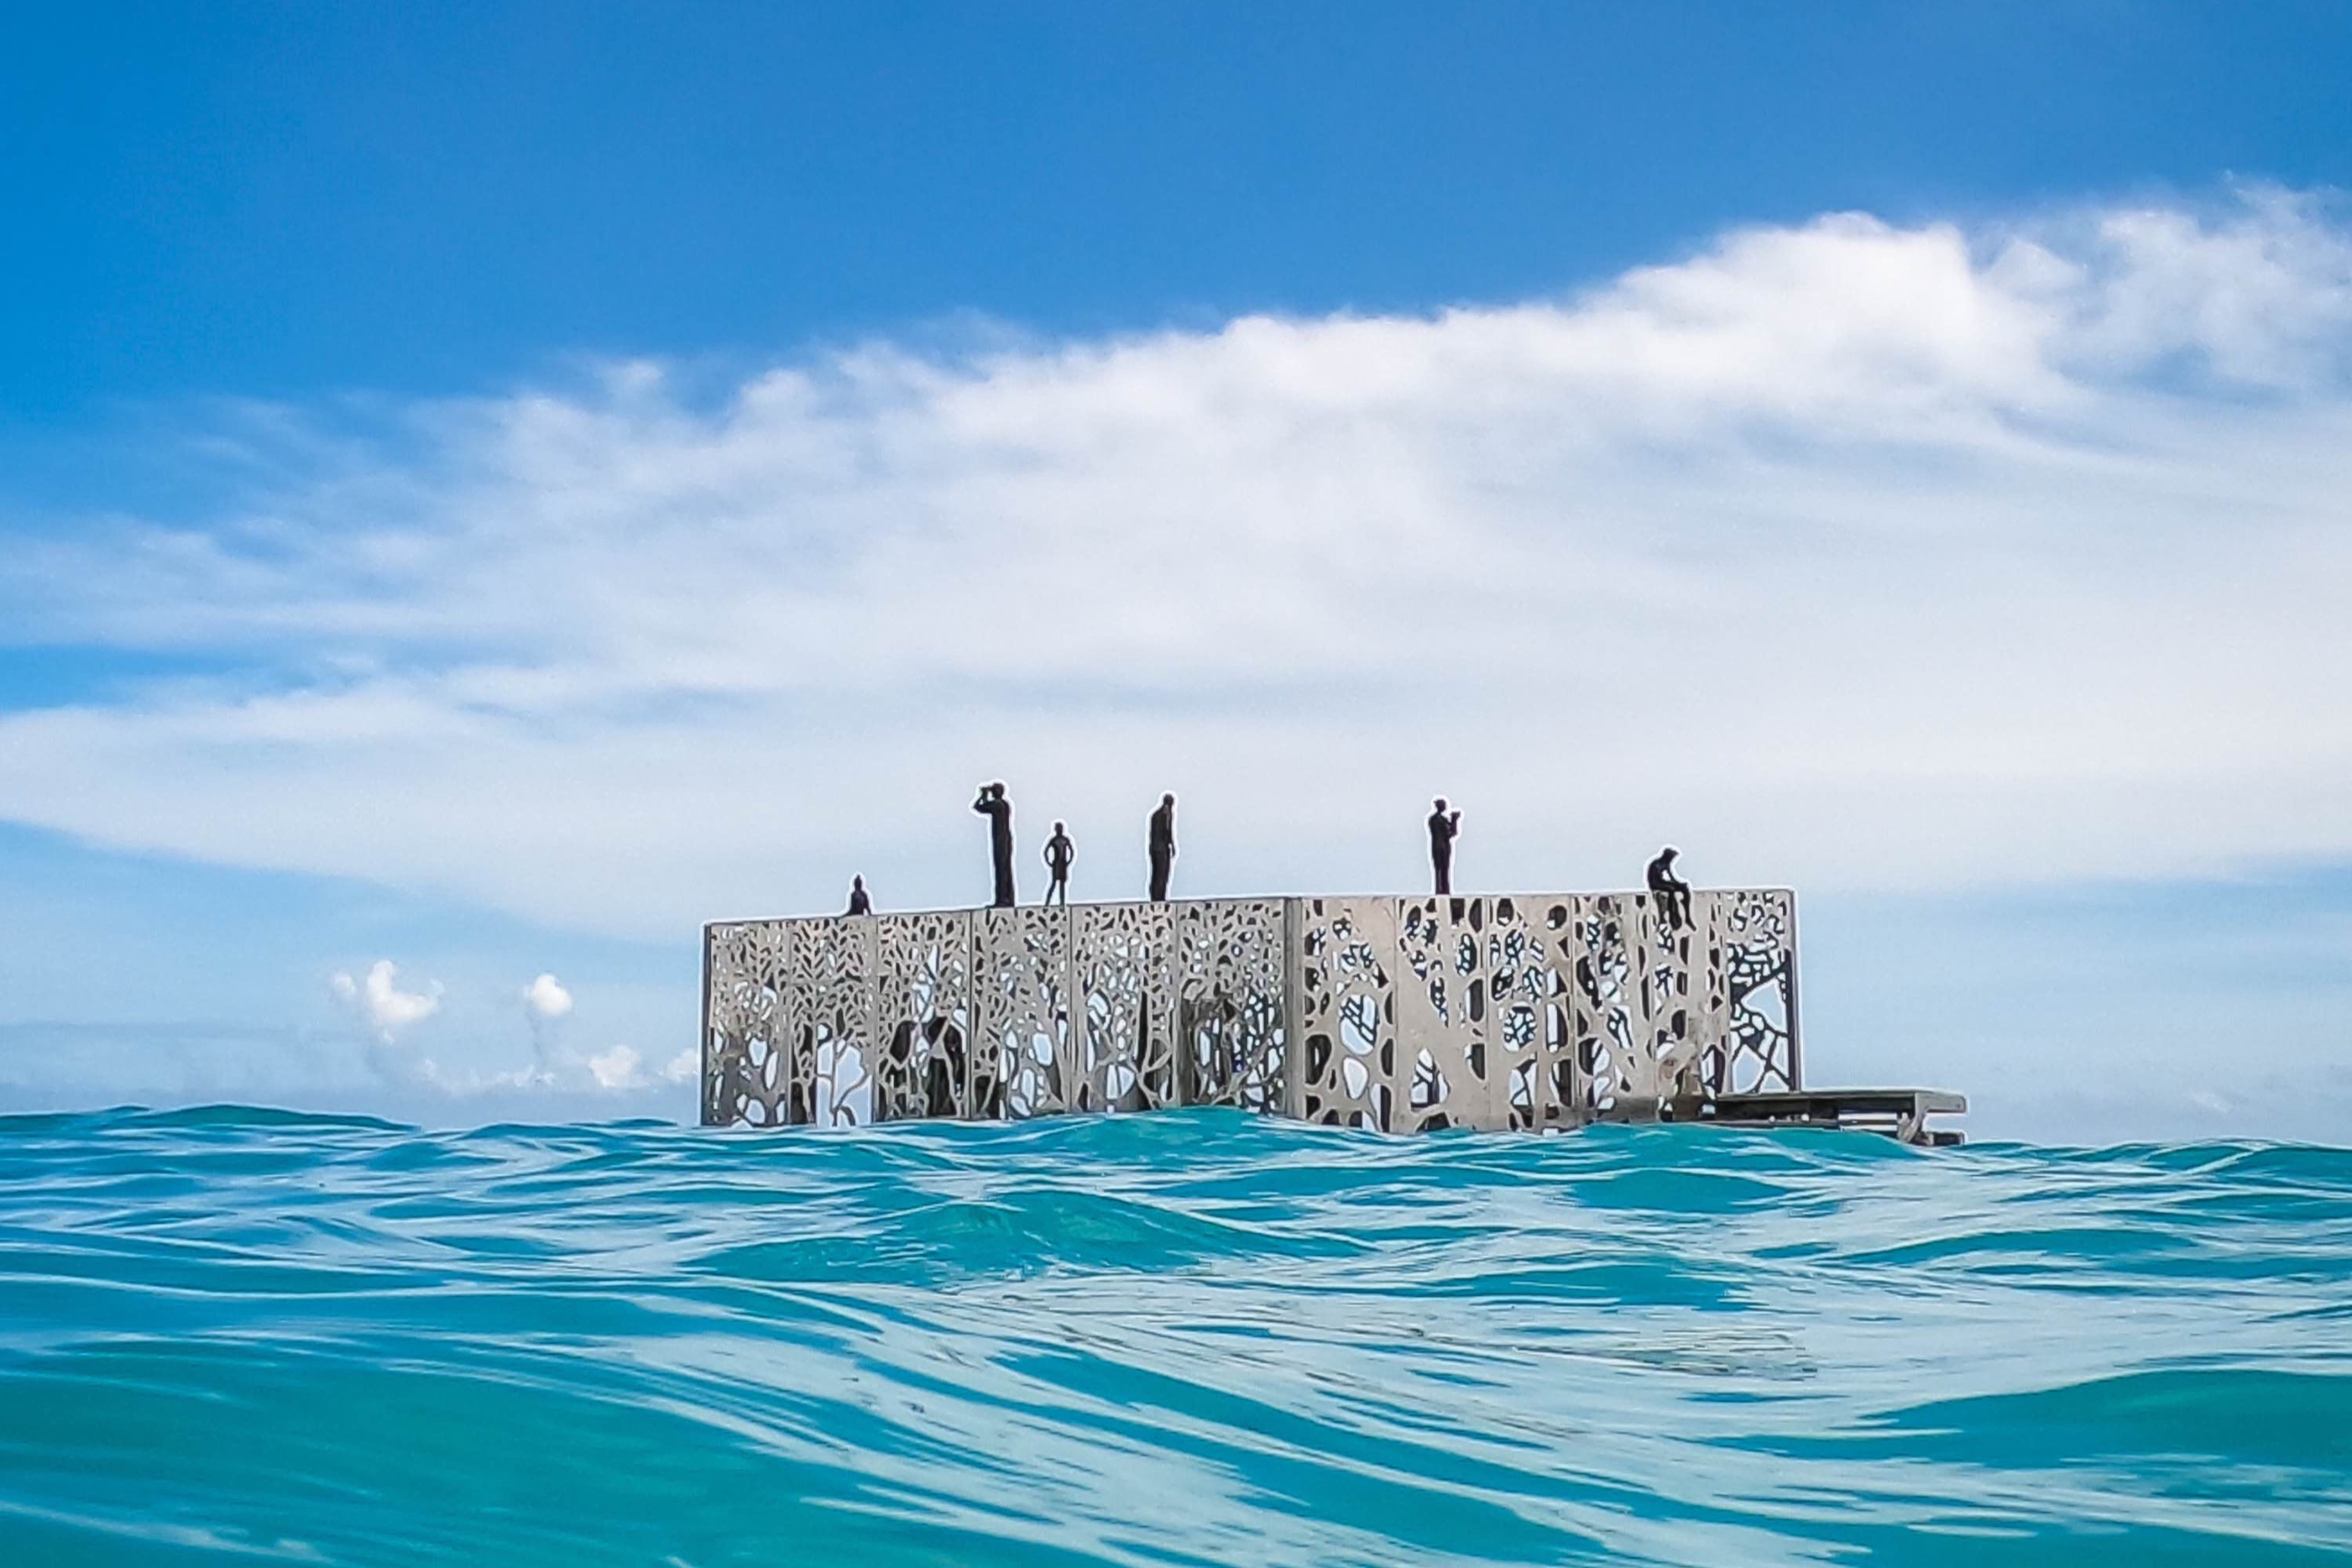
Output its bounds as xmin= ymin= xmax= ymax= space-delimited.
xmin=1044 ymin=821 xmax=1075 ymax=906
xmin=1428 ymin=798 xmax=1462 ymax=895
xmin=973 ymin=782 xmax=1016 ymax=908
xmin=1147 ymin=793 xmax=1177 ymax=903
xmin=1646 ymin=845 xmax=1693 ymax=931
xmin=845 ymin=875 xmax=872 ymax=917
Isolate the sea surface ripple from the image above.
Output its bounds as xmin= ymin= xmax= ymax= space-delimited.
xmin=3 ymin=1108 xmax=2350 ymax=1565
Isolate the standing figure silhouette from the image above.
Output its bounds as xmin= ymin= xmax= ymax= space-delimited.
xmin=1147 ymin=793 xmax=1177 ymax=903
xmin=845 ymin=875 xmax=872 ymax=916
xmin=973 ymin=782 xmax=1016 ymax=908
xmin=1043 ymin=821 xmax=1075 ymax=906
xmin=1428 ymin=798 xmax=1462 ymax=895
xmin=1646 ymin=846 xmax=1693 ymax=931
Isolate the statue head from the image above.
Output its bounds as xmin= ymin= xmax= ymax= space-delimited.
xmin=1053 ymin=820 xmax=1066 ymax=833
xmin=1162 ymin=792 xmax=1175 ymax=807
xmin=1434 ymin=797 xmax=1447 ymax=811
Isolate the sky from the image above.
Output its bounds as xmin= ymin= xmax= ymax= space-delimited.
xmin=3 ymin=2 xmax=2350 ymax=1140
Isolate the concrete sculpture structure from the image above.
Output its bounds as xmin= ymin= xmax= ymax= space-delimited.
xmin=702 ymin=888 xmax=1828 ymax=1134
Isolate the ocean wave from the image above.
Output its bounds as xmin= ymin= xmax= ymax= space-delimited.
xmin=3 ymin=1109 xmax=2349 ymax=1564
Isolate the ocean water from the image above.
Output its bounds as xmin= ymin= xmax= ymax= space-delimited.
xmin=2 ymin=1110 xmax=2349 ymax=1566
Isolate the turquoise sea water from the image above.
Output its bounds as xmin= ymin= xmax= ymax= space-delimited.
xmin=2 ymin=1109 xmax=2349 ymax=1566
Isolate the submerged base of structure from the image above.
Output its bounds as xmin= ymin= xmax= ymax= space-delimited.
xmin=1667 ymin=1088 xmax=1967 ymax=1146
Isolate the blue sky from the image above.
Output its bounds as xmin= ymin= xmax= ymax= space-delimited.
xmin=4 ymin=2 xmax=2350 ymax=1139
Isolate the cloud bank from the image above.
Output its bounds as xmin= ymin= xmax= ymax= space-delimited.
xmin=3 ymin=187 xmax=2349 ymax=936
xmin=326 ymin=961 xmax=686 ymax=1100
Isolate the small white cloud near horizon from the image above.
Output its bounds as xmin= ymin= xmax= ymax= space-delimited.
xmin=572 ymin=1042 xmax=700 ymax=1092
xmin=330 ymin=959 xmax=443 ymax=1041
xmin=522 ymin=973 xmax=574 ymax=1019
xmin=587 ymin=1045 xmax=642 ymax=1090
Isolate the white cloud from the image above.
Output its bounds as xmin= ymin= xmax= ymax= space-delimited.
xmin=4 ymin=187 xmax=2352 ymax=937
xmin=613 ymin=1045 xmax=701 ymax=1090
xmin=521 ymin=973 xmax=574 ymax=1019
xmin=586 ymin=1044 xmax=646 ymax=1090
xmin=330 ymin=959 xmax=443 ymax=1039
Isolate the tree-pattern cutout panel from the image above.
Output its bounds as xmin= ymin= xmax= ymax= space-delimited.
xmin=790 ymin=918 xmax=876 ymax=1126
xmin=1394 ymin=897 xmax=1494 ymax=1131
xmin=873 ymin=910 xmax=973 ymax=1121
xmin=1705 ymin=890 xmax=1797 ymax=1094
xmin=1294 ymin=897 xmax=1398 ymax=1130
xmin=703 ymin=921 xmax=792 ymax=1127
xmin=1175 ymin=899 xmax=1288 ymax=1111
xmin=1563 ymin=893 xmax=1715 ymax=1115
xmin=1633 ymin=891 xmax=1709 ymax=1101
xmin=1564 ymin=896 xmax=1641 ymax=1114
xmin=976 ymin=907 xmax=1072 ymax=1119
xmin=1074 ymin=903 xmax=1178 ymax=1112
xmin=1520 ymin=899 xmax=1586 ymax=1131
xmin=1483 ymin=896 xmax=1559 ymax=1132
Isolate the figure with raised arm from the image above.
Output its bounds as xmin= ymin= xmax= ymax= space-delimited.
xmin=845 ymin=875 xmax=872 ymax=917
xmin=1147 ymin=793 xmax=1177 ymax=903
xmin=1646 ymin=845 xmax=1693 ymax=932
xmin=973 ymin=782 xmax=1016 ymax=908
xmin=1428 ymin=798 xmax=1462 ymax=895
xmin=1044 ymin=821 xmax=1075 ymax=906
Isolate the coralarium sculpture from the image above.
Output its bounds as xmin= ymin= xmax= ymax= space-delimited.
xmin=701 ymin=886 xmax=1971 ymax=1142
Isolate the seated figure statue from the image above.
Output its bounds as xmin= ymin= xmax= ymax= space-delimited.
xmin=1645 ymin=846 xmax=1693 ymax=932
